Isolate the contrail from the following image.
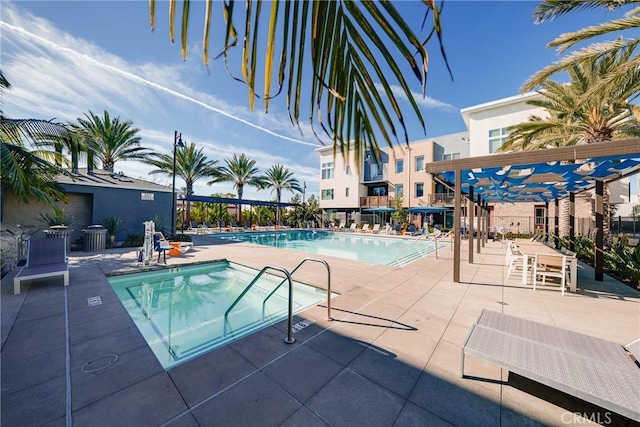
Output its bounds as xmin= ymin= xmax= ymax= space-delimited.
xmin=1 ymin=21 xmax=323 ymax=148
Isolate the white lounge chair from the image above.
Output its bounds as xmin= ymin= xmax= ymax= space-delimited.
xmin=462 ymin=309 xmax=640 ymax=423
xmin=369 ymin=224 xmax=381 ymax=234
xmin=14 ymin=238 xmax=69 ymax=295
xmin=358 ymin=224 xmax=370 ymax=233
xmin=347 ymin=223 xmax=357 ymax=232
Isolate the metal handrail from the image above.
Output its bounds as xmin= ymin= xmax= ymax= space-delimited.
xmin=224 ymin=265 xmax=296 ymax=344
xmin=393 ymin=232 xmax=440 ymax=266
xmin=262 ymin=258 xmax=332 ymax=321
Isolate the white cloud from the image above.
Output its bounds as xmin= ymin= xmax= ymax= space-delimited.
xmin=375 ymin=83 xmax=456 ymax=111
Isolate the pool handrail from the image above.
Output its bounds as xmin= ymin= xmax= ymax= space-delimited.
xmin=261 ymin=258 xmax=332 ymax=321
xmin=224 ymin=265 xmax=296 ymax=344
xmin=393 ymin=232 xmax=438 ymax=266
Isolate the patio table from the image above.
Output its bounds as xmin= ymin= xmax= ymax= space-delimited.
xmin=514 ymin=241 xmax=577 ymax=292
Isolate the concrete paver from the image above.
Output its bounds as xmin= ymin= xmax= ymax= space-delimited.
xmin=1 ymin=232 xmax=638 ymax=426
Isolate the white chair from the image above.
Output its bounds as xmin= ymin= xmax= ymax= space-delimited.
xmin=506 ymin=244 xmax=529 ymax=280
xmin=358 ymin=224 xmax=370 ymax=233
xmin=532 ymin=253 xmax=568 ymax=296
xmin=368 ymin=224 xmax=380 ymax=234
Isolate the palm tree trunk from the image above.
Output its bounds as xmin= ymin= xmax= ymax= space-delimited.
xmin=237 ymin=184 xmax=243 ymax=221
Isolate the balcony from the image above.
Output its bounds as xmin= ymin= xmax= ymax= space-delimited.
xmin=427 ymin=193 xmax=457 ymax=205
xmin=360 ymin=196 xmax=394 ymax=208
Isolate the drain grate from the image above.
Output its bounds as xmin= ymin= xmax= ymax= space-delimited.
xmin=87 ymin=296 xmax=102 ymax=307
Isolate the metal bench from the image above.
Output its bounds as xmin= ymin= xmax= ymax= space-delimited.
xmin=14 ymin=238 xmax=69 ymax=295
xmin=461 ymin=309 xmax=640 ymax=422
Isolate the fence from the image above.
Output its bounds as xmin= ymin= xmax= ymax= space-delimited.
xmin=611 ymin=216 xmax=640 ymax=239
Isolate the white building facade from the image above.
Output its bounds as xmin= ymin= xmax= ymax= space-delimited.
xmin=318 ymin=92 xmax=632 ymax=233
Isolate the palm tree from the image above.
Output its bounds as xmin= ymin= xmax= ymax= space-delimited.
xmin=264 ymin=165 xmax=303 ymax=222
xmin=524 ymin=0 xmax=639 ymax=103
xmin=147 ymin=1 xmax=451 ymax=163
xmin=70 ymin=110 xmax=149 ymax=172
xmin=209 ymin=153 xmax=267 ymax=220
xmin=501 ymin=49 xmax=640 ymax=152
xmin=145 ymin=142 xmax=220 ymax=223
xmin=1 ymin=71 xmax=70 ymax=207
xmin=501 ymin=49 xmax=640 ymax=242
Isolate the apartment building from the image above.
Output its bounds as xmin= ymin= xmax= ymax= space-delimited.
xmin=318 ymin=92 xmax=631 ymax=233
xmin=316 ymin=132 xmax=469 ymax=226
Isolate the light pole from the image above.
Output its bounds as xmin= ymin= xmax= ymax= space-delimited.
xmin=171 ymin=130 xmax=184 ymax=236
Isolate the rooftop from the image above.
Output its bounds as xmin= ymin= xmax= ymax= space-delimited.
xmin=2 ymin=233 xmax=638 ymax=425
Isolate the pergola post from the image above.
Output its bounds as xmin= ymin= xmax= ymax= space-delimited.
xmin=569 ymin=192 xmax=575 ymax=252
xmin=595 ymin=180 xmax=604 ymax=281
xmin=483 ymin=201 xmax=488 ymax=246
xmin=453 ymin=169 xmax=461 ymax=283
xmin=544 ymin=201 xmax=549 ymax=238
xmin=477 ymin=195 xmax=482 ymax=253
xmin=554 ymin=198 xmax=559 ymax=249
xmin=468 ymin=186 xmax=474 ymax=264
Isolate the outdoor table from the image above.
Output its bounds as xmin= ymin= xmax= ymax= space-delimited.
xmin=514 ymin=241 xmax=577 ymax=292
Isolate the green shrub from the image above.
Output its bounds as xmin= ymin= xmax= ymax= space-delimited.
xmin=122 ymin=234 xmax=144 ymax=247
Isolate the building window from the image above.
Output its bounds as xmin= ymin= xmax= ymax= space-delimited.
xmin=415 ymin=156 xmax=424 ymax=171
xmin=321 ymin=189 xmax=334 ymax=200
xmin=443 ymin=152 xmax=461 ymax=161
xmin=345 ymin=187 xmax=349 ymax=197
xmin=345 ymin=165 xmax=350 ymax=175
xmin=396 ymin=159 xmax=404 ymax=174
xmin=488 ymin=128 xmax=510 ymax=153
xmin=415 ymin=182 xmax=424 ymax=198
xmin=370 ymin=163 xmax=381 ymax=177
xmin=396 ymin=184 xmax=404 ymax=198
xmin=321 ymin=162 xmax=334 ymax=179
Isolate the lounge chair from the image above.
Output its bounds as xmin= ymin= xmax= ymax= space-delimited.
xmin=337 ymin=221 xmax=346 ymax=231
xmin=358 ymin=224 xmax=370 ymax=233
xmin=278 ymin=221 xmax=290 ymax=230
xmin=393 ymin=224 xmax=402 ymax=235
xmin=370 ymin=224 xmax=381 ymax=234
xmin=462 ymin=309 xmax=640 ymax=423
xmin=153 ymin=232 xmax=173 ymax=264
xmin=347 ymin=223 xmax=357 ymax=232
xmin=189 ymin=221 xmax=199 ymax=231
xmin=14 ymin=238 xmax=69 ymax=295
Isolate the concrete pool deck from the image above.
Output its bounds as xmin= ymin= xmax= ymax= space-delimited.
xmin=2 ymin=232 xmax=639 ymax=426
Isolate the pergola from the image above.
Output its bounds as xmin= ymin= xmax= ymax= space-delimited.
xmin=424 ymin=138 xmax=640 ymax=283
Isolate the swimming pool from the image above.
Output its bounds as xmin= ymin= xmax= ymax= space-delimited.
xmin=108 ymin=261 xmax=328 ymax=369
xmin=211 ymin=230 xmax=448 ymax=266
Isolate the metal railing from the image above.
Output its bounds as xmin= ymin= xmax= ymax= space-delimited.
xmin=223 ymin=258 xmax=333 ymax=344
xmin=393 ymin=232 xmax=441 ymax=266
xmin=224 ymin=265 xmax=296 ymax=344
xmin=262 ymin=258 xmax=332 ymax=321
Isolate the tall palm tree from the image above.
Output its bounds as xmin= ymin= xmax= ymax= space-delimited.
xmin=501 ymin=49 xmax=640 ymax=151
xmin=147 ymin=1 xmax=451 ymax=163
xmin=208 ymin=153 xmax=267 ymax=220
xmin=70 ymin=110 xmax=149 ymax=172
xmin=524 ymin=0 xmax=639 ymax=103
xmin=145 ymin=141 xmax=220 ymax=223
xmin=263 ymin=164 xmax=303 ymax=222
xmin=501 ymin=49 xmax=640 ymax=242
xmin=0 ymin=71 xmax=70 ymax=207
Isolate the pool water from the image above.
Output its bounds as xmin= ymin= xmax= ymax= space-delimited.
xmin=108 ymin=261 xmax=328 ymax=369
xmin=212 ymin=230 xmax=448 ymax=266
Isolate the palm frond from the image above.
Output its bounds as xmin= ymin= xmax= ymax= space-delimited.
xmin=149 ymin=0 xmax=450 ymax=161
xmin=532 ymin=0 xmax=636 ymax=24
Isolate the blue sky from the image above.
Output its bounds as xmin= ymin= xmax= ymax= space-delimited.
xmin=1 ymin=1 xmax=636 ymax=201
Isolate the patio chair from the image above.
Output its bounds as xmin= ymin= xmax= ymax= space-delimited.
xmin=369 ymin=224 xmax=381 ymax=234
xmin=462 ymin=309 xmax=640 ymax=423
xmin=153 ymin=232 xmax=173 ymax=264
xmin=393 ymin=224 xmax=402 ymax=235
xmin=337 ymin=221 xmax=346 ymax=231
xmin=358 ymin=224 xmax=370 ymax=233
xmin=14 ymin=238 xmax=69 ymax=295
xmin=348 ymin=223 xmax=357 ymax=232
xmin=189 ymin=221 xmax=199 ymax=230
xmin=532 ymin=253 xmax=568 ymax=295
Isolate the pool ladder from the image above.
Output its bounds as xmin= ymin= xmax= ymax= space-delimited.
xmin=224 ymin=258 xmax=332 ymax=344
